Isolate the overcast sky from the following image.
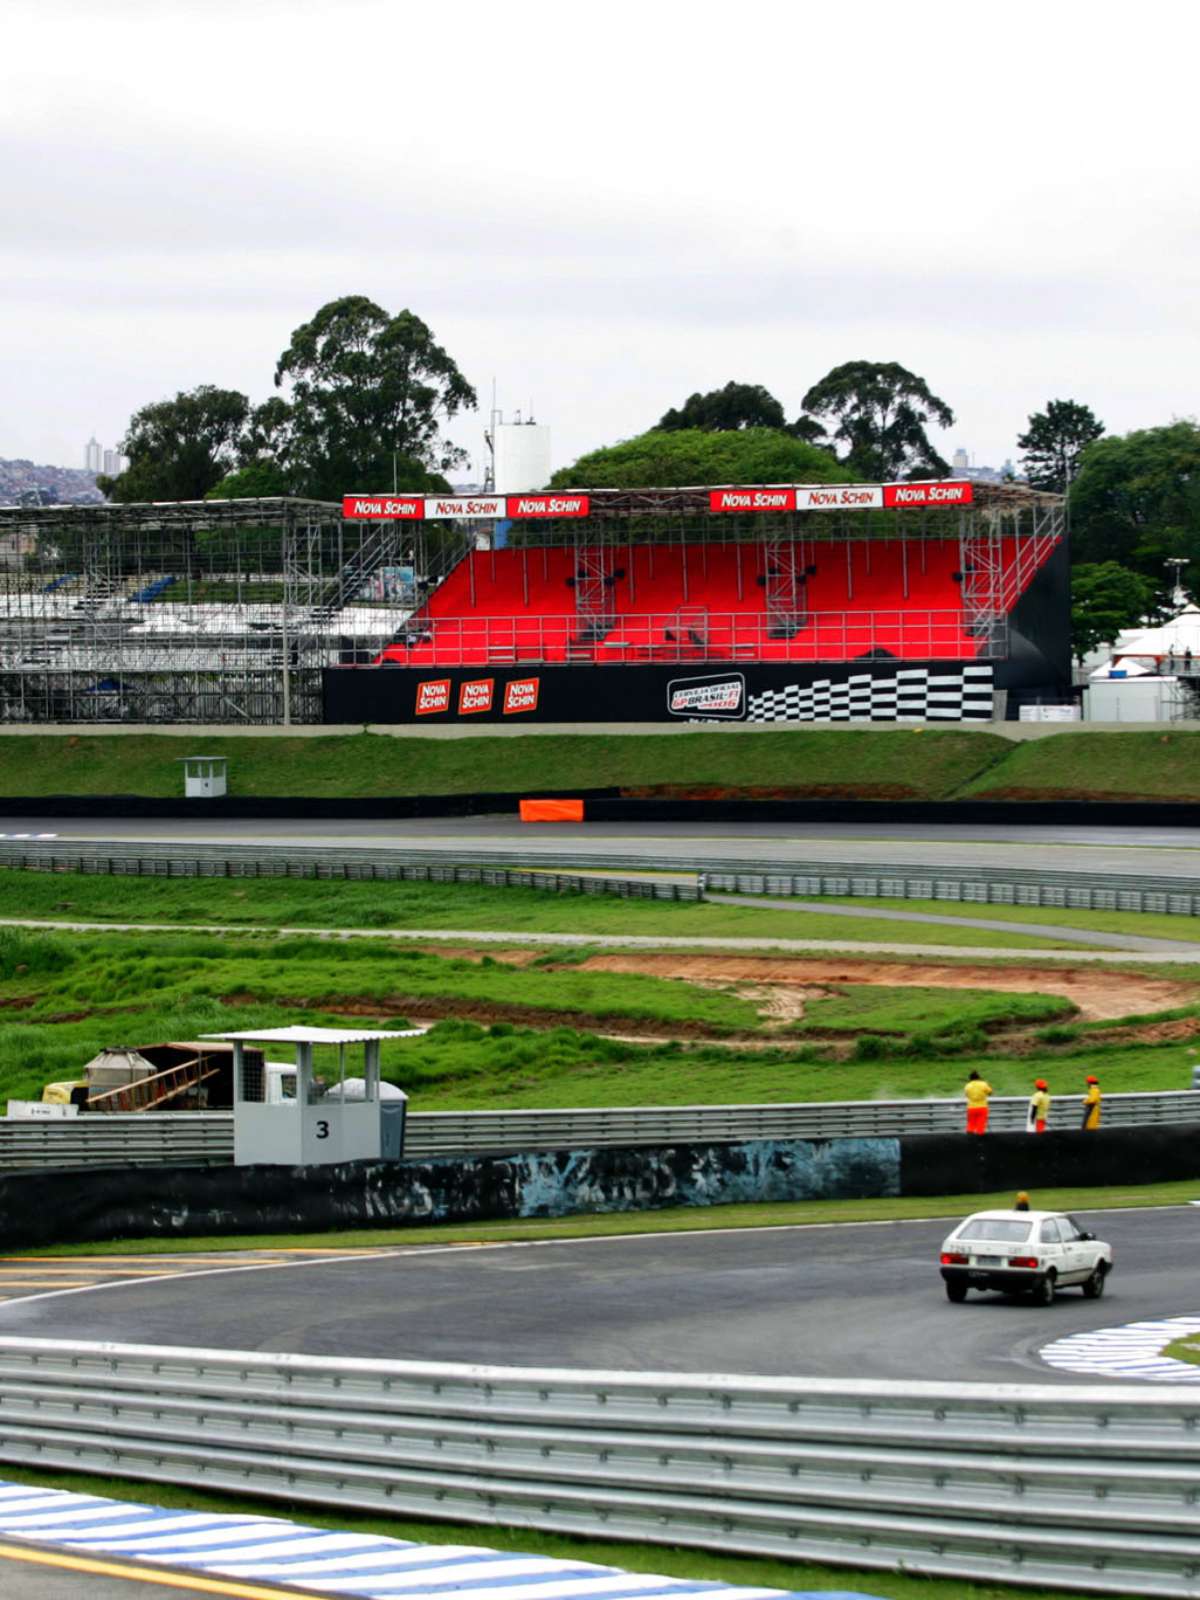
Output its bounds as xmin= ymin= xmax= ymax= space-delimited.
xmin=2 ymin=0 xmax=1197 ymax=481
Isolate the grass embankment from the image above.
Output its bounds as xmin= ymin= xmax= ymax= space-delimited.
xmin=0 ymin=869 xmax=1142 ymax=951
xmin=6 ymin=726 xmax=1200 ymax=801
xmin=1163 ymin=1333 xmax=1200 ymax=1366
xmin=0 ymin=1461 xmax=1117 ymax=1600
xmin=963 ymin=729 xmax=1200 ymax=802
xmin=0 ymin=727 xmax=1007 ymax=798
xmin=0 ymin=925 xmax=1196 ymax=1108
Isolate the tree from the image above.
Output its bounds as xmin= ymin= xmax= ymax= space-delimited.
xmin=273 ymin=296 xmax=476 ymax=500
xmin=659 ymin=382 xmax=788 ymax=432
xmin=205 ymin=460 xmax=289 ymax=500
xmin=100 ymin=385 xmax=250 ymax=502
xmin=1018 ymin=399 xmax=1105 ymax=494
xmin=1069 ymin=420 xmax=1200 ymax=582
xmin=1070 ymin=561 xmax=1153 ymax=663
xmin=548 ymin=428 xmax=849 ymax=489
xmin=798 ymin=361 xmax=954 ymax=480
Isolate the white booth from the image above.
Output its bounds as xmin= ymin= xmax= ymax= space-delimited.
xmin=205 ymin=1024 xmax=419 ymax=1167
xmin=179 ymin=756 xmax=228 ymax=798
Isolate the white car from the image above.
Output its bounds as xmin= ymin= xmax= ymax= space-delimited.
xmin=939 ymin=1209 xmax=1113 ymax=1305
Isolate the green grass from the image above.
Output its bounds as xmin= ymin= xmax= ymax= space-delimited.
xmin=0 ymin=869 xmax=1101 ymax=950
xmin=0 ymin=1461 xmax=1124 ymax=1600
xmin=14 ymin=1178 xmax=1195 ymax=1257
xmin=1163 ymin=1333 xmax=1200 ymax=1366
xmin=962 ymin=728 xmax=1200 ymax=801
xmin=0 ymin=727 xmax=1010 ymax=799
xmin=792 ymin=983 xmax=1071 ymax=1036
xmin=820 ymin=894 xmax=1200 ymax=944
xmin=9 ymin=726 xmax=1200 ymax=805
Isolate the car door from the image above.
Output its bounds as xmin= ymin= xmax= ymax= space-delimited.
xmin=1038 ymin=1217 xmax=1067 ymax=1281
xmin=1056 ymin=1215 xmax=1089 ymax=1282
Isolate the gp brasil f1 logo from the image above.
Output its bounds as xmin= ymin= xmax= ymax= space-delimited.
xmin=666 ymin=672 xmax=746 ymax=719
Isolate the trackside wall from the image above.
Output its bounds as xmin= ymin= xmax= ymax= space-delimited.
xmin=0 ymin=1125 xmax=1195 ymax=1248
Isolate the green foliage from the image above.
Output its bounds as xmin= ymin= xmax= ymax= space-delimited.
xmin=796 ymin=984 xmax=1069 ymax=1037
xmin=274 ymin=295 xmax=474 ymax=498
xmin=660 ymin=382 xmax=786 ymax=433
xmin=1070 ymin=560 xmax=1153 ymax=661
xmin=1017 ymin=398 xmax=1105 ymax=494
xmin=205 ymin=460 xmax=289 ymax=500
xmin=105 ymin=385 xmax=251 ymax=502
xmin=1069 ymin=420 xmax=1200 ymax=581
xmin=799 ymin=361 xmax=954 ymax=480
xmin=549 ymin=427 xmax=849 ymax=489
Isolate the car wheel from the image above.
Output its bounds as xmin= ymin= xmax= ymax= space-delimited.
xmin=945 ymin=1281 xmax=968 ymax=1303
xmin=1033 ymin=1270 xmax=1057 ymax=1306
xmin=1082 ymin=1263 xmax=1107 ymax=1299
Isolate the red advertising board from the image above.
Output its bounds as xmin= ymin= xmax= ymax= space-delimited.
xmin=457 ymin=678 xmax=495 ymax=715
xmin=506 ymin=494 xmax=590 ymax=518
xmin=709 ymin=488 xmax=796 ymax=513
xmin=342 ymin=495 xmax=424 ymax=520
xmin=503 ymin=677 xmax=540 ymax=715
xmin=414 ymin=679 xmax=451 ymax=716
xmin=882 ymin=481 xmax=973 ymax=508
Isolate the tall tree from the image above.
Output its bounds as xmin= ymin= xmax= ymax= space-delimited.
xmin=658 ymin=382 xmax=788 ymax=433
xmin=99 ymin=385 xmax=250 ymax=502
xmin=798 ymin=361 xmax=954 ymax=480
xmin=1069 ymin=420 xmax=1200 ymax=581
xmin=1070 ymin=561 xmax=1152 ymax=663
xmin=1018 ymin=399 xmax=1105 ymax=493
xmin=549 ymin=427 xmax=849 ymax=490
xmin=273 ymin=296 xmax=476 ymax=500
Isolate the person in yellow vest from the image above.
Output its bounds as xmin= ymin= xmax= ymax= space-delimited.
xmin=964 ymin=1069 xmax=993 ymax=1134
xmin=1026 ymin=1078 xmax=1051 ymax=1133
xmin=1081 ymin=1074 xmax=1102 ymax=1130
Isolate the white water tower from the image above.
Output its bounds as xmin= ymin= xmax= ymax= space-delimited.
xmin=494 ymin=418 xmax=551 ymax=493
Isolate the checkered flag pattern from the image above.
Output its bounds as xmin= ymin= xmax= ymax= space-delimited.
xmin=747 ymin=665 xmax=994 ymax=723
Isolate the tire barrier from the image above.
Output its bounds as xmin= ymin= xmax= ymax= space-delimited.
xmin=0 ymin=1336 xmax=1196 ymax=1596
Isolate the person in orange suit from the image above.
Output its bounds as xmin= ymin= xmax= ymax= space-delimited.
xmin=964 ymin=1069 xmax=993 ymax=1134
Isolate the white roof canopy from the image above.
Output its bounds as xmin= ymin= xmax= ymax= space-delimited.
xmin=203 ymin=1025 xmax=426 ymax=1045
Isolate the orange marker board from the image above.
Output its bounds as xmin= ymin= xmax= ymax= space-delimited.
xmin=519 ymin=799 xmax=585 ymax=823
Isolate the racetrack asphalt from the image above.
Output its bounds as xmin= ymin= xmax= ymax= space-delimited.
xmin=7 ymin=814 xmax=1200 ymax=877
xmin=1 ymin=1207 xmax=1192 ymax=1387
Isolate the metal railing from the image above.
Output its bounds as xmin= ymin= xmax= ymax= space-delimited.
xmin=2 ymin=837 xmax=1199 ymax=918
xmin=1 ymin=1092 xmax=1194 ymax=1171
xmin=0 ymin=1337 xmax=1195 ymax=1596
xmin=382 ymin=608 xmax=996 ymax=666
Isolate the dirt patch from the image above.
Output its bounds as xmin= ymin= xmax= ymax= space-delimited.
xmin=569 ymin=954 xmax=1198 ymax=1023
xmin=217 ymin=991 xmax=737 ymax=1041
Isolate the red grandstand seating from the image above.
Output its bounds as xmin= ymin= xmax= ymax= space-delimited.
xmin=376 ymin=535 xmax=1050 ymax=669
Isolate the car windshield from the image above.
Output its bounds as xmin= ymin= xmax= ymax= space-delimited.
xmin=955 ymin=1219 xmax=1033 ymax=1243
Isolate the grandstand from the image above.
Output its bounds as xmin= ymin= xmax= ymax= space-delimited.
xmin=0 ymin=481 xmax=1068 ymax=725
xmin=330 ymin=479 xmax=1068 ymax=725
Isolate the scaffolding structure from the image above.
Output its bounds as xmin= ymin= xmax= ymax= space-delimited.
xmin=0 ymin=498 xmax=435 ymax=724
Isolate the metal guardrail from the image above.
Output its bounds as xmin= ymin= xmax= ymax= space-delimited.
xmin=0 ymin=1337 xmax=1196 ymax=1596
xmin=401 ymin=1089 xmax=1200 ymax=1157
xmin=1 ymin=1092 xmax=1195 ymax=1171
xmin=0 ymin=836 xmax=1194 ymax=916
xmin=0 ymin=838 xmax=699 ymax=901
xmin=0 ymin=1112 xmax=232 ymax=1172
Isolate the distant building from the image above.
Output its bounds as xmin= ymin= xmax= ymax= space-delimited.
xmin=949 ymin=448 xmax=1018 ymax=485
xmin=102 ymin=448 xmax=118 ymax=476
xmin=85 ymin=437 xmax=101 ymax=473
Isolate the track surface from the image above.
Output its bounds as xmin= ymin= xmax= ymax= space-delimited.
xmin=7 ymin=814 xmax=1200 ymax=875
xmin=2 ymin=1208 xmax=1193 ymax=1385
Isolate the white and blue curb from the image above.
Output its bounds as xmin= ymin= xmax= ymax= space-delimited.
xmin=1041 ymin=1313 xmax=1200 ymax=1381
xmin=0 ymin=1480 xmax=881 ymax=1600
